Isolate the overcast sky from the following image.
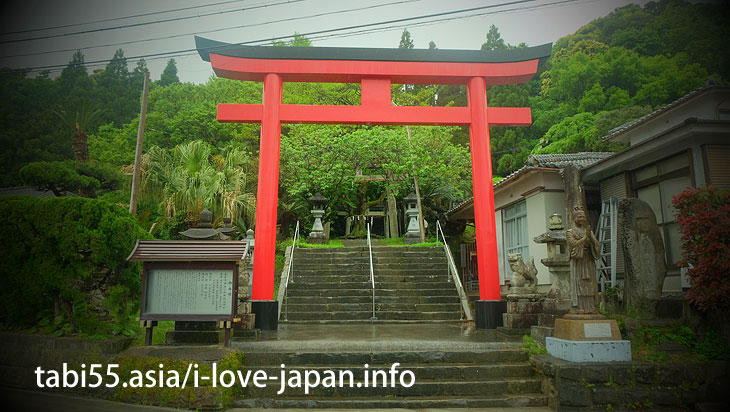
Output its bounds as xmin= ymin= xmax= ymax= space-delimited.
xmin=1 ymin=0 xmax=660 ymax=84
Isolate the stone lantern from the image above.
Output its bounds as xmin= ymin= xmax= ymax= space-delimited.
xmin=548 ymin=213 xmax=564 ymax=230
xmin=307 ymin=192 xmax=328 ymax=244
xmin=216 ymin=216 xmax=240 ymax=240
xmin=531 ymin=214 xmax=571 ymax=344
xmin=403 ymin=192 xmax=422 ymax=244
xmin=180 ymin=208 xmax=224 ymax=240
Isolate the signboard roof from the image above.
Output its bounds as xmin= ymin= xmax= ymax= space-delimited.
xmin=126 ymin=240 xmax=249 ymax=262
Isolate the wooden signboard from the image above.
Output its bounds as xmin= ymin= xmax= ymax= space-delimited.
xmin=141 ymin=262 xmax=237 ymax=321
xmin=127 ymin=240 xmax=249 ymax=346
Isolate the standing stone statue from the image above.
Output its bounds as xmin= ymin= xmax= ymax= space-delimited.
xmin=566 ymin=206 xmax=600 ymax=314
xmin=618 ymin=198 xmax=667 ymax=317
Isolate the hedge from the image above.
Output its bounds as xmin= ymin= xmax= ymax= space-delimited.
xmin=0 ymin=196 xmax=150 ymax=337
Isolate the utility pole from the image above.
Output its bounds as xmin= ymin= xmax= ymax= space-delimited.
xmin=406 ymin=125 xmax=426 ymax=243
xmin=129 ymin=71 xmax=150 ymax=216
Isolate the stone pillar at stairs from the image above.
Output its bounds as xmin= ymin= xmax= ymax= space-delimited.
xmin=530 ymin=214 xmax=571 ymax=345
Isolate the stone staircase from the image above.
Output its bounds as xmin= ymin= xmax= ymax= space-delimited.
xmin=232 ymin=346 xmax=547 ymax=409
xmin=282 ymin=246 xmax=463 ymax=323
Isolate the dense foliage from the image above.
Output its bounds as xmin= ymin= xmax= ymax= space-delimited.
xmin=0 ymin=197 xmax=150 ymax=336
xmin=19 ymin=160 xmax=122 ymax=198
xmin=0 ymin=0 xmax=727 ymax=236
xmin=672 ymin=186 xmax=730 ymax=311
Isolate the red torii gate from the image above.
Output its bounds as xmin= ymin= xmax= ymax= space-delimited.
xmin=196 ymin=36 xmax=551 ymax=328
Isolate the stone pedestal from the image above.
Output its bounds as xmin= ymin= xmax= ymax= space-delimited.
xmin=308 ymin=208 xmax=327 ymax=244
xmin=531 ymin=297 xmax=571 ymax=345
xmin=251 ymin=300 xmax=278 ymax=330
xmin=474 ymin=300 xmax=506 ymax=329
xmin=166 ymin=321 xmax=222 ymax=344
xmin=553 ymin=315 xmax=622 ymax=340
xmin=547 ymin=315 xmax=631 ymax=362
xmin=502 ymin=292 xmax=544 ymax=330
xmin=546 ymin=337 xmax=631 ymax=362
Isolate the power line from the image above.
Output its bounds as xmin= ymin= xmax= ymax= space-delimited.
xmin=0 ymin=0 xmax=250 ymax=36
xmin=0 ymin=0 xmax=309 ymax=44
xmin=0 ymin=0 xmax=426 ymax=59
xmin=2 ymin=0 xmax=581 ymax=77
xmin=304 ymin=0 xmax=592 ymax=44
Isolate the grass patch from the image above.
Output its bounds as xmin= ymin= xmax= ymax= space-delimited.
xmin=628 ymin=322 xmax=730 ymax=362
xmin=405 ymin=241 xmax=441 ymax=247
xmin=521 ymin=335 xmax=547 ymax=356
xmin=112 ymin=350 xmax=243 ymax=409
xmin=299 ymin=239 xmax=344 ymax=248
xmin=379 ymin=236 xmax=441 ymax=247
xmin=130 ymin=321 xmax=175 ymax=347
xmin=378 ymin=237 xmax=405 ymax=246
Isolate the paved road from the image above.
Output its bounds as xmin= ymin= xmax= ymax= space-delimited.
xmin=7 ymin=387 xmax=553 ymax=412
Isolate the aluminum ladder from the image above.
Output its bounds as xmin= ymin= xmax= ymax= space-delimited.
xmin=595 ymin=197 xmax=617 ymax=290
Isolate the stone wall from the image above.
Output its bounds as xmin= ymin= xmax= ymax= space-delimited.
xmin=531 ymin=354 xmax=730 ymax=410
xmin=0 ymin=332 xmax=132 ymax=392
xmin=0 ymin=332 xmax=241 ymax=410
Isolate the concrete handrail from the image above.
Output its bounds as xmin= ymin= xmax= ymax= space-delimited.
xmin=436 ymin=220 xmax=473 ymax=321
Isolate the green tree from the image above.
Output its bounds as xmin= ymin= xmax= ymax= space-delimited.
xmin=481 ymin=25 xmax=507 ymax=51
xmin=159 ymin=59 xmax=180 ymax=87
xmin=399 ymin=29 xmax=414 ymax=49
xmin=141 ymin=140 xmax=255 ymax=232
xmin=53 ymin=105 xmax=105 ymax=163
xmin=19 ymin=160 xmax=121 ymax=198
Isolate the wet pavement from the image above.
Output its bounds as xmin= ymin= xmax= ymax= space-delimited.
xmin=232 ymin=323 xmax=522 ymax=352
xmin=7 ymin=387 xmax=552 ymax=412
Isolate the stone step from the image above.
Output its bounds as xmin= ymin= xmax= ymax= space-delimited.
xmin=251 ymin=363 xmax=535 ymax=381
xmin=232 ymin=394 xmax=548 ymax=409
xmin=293 ymin=249 xmax=444 ymax=259
xmin=238 ymin=377 xmax=542 ymax=397
xmin=293 ymin=256 xmax=446 ymax=264
xmin=291 ymin=274 xmax=449 ymax=282
xmin=288 ymin=281 xmax=455 ymax=290
xmin=285 ymin=311 xmax=461 ymax=321
xmin=292 ymin=269 xmax=448 ymax=276
xmin=243 ymin=350 xmax=529 ymax=366
xmin=284 ymin=303 xmax=462 ymax=312
xmin=286 ymin=288 xmax=459 ymax=297
xmin=285 ymin=296 xmax=460 ymax=305
xmin=280 ymin=319 xmax=463 ymax=325
xmin=294 ymin=262 xmax=448 ymax=270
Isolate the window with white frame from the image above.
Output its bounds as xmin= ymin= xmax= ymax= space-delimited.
xmin=503 ymin=200 xmax=529 ymax=280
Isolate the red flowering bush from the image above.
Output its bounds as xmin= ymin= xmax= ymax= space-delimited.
xmin=672 ymin=185 xmax=730 ymax=311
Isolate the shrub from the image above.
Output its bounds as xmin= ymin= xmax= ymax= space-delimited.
xmin=19 ymin=160 xmax=122 ymax=198
xmin=0 ymin=196 xmax=150 ymax=337
xmin=672 ymin=185 xmax=730 ymax=311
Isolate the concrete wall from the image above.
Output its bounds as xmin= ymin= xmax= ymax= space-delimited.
xmin=494 ymin=169 xmax=566 ymax=286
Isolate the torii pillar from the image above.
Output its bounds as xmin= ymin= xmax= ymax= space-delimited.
xmin=196 ymin=36 xmax=551 ymax=329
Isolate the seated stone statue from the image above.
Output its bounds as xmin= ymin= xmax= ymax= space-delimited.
xmin=508 ymin=253 xmax=538 ymax=291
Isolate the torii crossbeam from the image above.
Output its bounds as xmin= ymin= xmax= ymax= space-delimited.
xmin=196 ymin=36 xmax=551 ymax=327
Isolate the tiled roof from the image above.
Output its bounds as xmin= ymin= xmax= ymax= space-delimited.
xmin=604 ymin=81 xmax=730 ymax=141
xmin=446 ymin=152 xmax=611 ymax=217
xmin=525 ymin=152 xmax=614 ymax=169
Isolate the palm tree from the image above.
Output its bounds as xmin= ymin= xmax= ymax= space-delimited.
xmin=141 ymin=140 xmax=256 ymax=229
xmin=53 ymin=104 xmax=104 ymax=162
